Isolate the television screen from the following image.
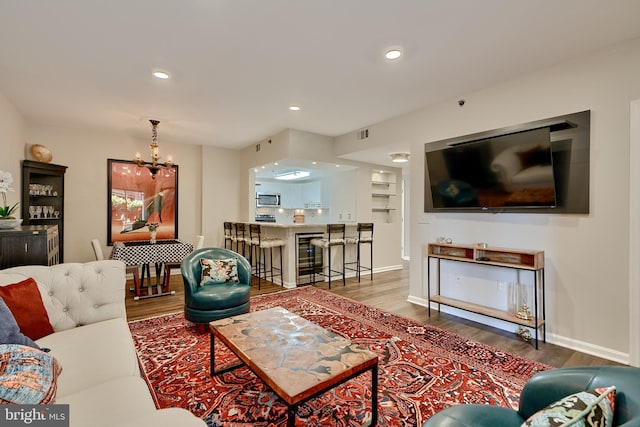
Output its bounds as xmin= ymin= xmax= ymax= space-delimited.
xmin=424 ymin=110 xmax=590 ymax=214
xmin=426 ymin=127 xmax=557 ymax=210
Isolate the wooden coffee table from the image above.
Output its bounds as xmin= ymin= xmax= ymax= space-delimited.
xmin=209 ymin=306 xmax=378 ymax=426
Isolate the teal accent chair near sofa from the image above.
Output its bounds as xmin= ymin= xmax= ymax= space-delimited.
xmin=422 ymin=366 xmax=640 ymax=427
xmin=181 ymin=247 xmax=251 ymax=324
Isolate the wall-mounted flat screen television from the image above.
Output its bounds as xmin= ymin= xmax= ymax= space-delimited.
xmin=424 ymin=110 xmax=590 ymax=214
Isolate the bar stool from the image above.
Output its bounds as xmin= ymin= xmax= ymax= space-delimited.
xmin=345 ymin=223 xmax=374 ymax=282
xmin=233 ymin=223 xmax=248 ymax=257
xmin=248 ymin=224 xmax=285 ymax=289
xmin=311 ymin=224 xmax=346 ymax=288
xmin=223 ymin=222 xmax=233 ymax=249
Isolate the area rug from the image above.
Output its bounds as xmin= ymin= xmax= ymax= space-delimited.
xmin=128 ymin=287 xmax=551 ymax=426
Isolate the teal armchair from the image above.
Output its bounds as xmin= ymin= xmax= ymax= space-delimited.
xmin=181 ymin=247 xmax=252 ymax=324
xmin=423 ymin=366 xmax=640 ymax=427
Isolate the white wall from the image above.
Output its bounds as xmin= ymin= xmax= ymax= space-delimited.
xmin=24 ymin=123 xmax=204 ymax=262
xmin=402 ymin=174 xmax=410 ymax=259
xmin=0 ymin=91 xmax=26 ymax=207
xmin=201 ymin=145 xmax=243 ymax=247
xmin=337 ymin=38 xmax=640 ymax=362
xmin=288 ymin=129 xmax=335 ymax=161
xmin=0 ymin=109 xmax=248 ymax=268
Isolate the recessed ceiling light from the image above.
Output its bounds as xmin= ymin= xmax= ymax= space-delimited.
xmin=312 ymin=161 xmax=317 ymax=165
xmin=289 ymin=105 xmax=301 ymax=111
xmin=153 ymin=70 xmax=170 ymax=79
xmin=385 ymin=49 xmax=403 ymax=60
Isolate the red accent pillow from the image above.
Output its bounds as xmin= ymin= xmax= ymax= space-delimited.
xmin=0 ymin=278 xmax=54 ymax=340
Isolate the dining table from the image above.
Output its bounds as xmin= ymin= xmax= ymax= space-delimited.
xmin=110 ymin=239 xmax=194 ymax=300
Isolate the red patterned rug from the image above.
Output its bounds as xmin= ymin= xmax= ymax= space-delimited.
xmin=128 ymin=286 xmax=551 ymax=426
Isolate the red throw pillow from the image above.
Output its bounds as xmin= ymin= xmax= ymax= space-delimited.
xmin=0 ymin=278 xmax=54 ymax=340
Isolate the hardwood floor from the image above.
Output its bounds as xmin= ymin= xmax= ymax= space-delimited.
xmin=125 ymin=265 xmax=622 ymax=369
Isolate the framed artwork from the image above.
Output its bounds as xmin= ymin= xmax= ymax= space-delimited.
xmin=107 ymin=159 xmax=179 ymax=245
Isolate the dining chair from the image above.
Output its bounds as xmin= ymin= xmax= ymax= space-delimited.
xmin=162 ymin=235 xmax=204 ymax=290
xmin=90 ymin=238 xmax=140 ymax=290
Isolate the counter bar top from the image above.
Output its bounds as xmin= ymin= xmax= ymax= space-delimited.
xmin=252 ymin=222 xmax=357 ymax=229
xmin=238 ymin=222 xmax=357 ymax=288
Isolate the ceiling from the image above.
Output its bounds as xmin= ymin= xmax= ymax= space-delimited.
xmin=2 ymin=1 xmax=640 ymax=169
xmin=254 ymin=158 xmax=359 ymax=181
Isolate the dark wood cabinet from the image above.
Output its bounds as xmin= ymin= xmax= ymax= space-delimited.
xmin=21 ymin=160 xmax=67 ymax=262
xmin=0 ymin=225 xmax=59 ymax=268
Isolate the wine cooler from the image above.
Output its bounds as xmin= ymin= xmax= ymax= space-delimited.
xmin=296 ymin=233 xmax=323 ymax=285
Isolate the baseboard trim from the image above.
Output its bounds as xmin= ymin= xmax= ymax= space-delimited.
xmin=373 ymin=264 xmax=404 ymax=274
xmin=546 ymin=333 xmax=629 ymax=365
xmin=406 ymin=296 xmax=629 ymax=365
xmin=407 ymin=295 xmax=428 ymax=307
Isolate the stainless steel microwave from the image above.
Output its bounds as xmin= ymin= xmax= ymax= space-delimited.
xmin=256 ymin=193 xmax=281 ymax=207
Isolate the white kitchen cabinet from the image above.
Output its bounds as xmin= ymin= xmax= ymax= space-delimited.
xmin=330 ymin=170 xmax=357 ymax=222
xmin=280 ymin=183 xmax=302 ymax=208
xmin=255 ymin=181 xmax=280 ymax=195
xmin=301 ymin=180 xmax=322 ymax=207
xmin=256 ymin=180 xmax=323 ymax=209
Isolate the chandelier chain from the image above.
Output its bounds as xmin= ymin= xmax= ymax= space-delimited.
xmin=135 ymin=119 xmax=174 ymax=179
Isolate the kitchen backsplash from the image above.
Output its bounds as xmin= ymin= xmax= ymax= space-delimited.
xmin=256 ymin=207 xmax=330 ymax=224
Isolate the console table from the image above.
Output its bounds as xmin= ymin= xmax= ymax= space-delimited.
xmin=424 ymin=242 xmax=545 ymax=348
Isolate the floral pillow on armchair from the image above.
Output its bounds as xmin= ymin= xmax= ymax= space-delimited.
xmin=200 ymin=258 xmax=239 ymax=286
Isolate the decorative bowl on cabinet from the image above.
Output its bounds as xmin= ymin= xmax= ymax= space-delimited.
xmin=0 ymin=218 xmax=22 ymax=229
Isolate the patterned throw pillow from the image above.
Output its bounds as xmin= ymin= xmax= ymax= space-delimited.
xmin=521 ymin=386 xmax=616 ymax=427
xmin=200 ymin=257 xmax=239 ymax=286
xmin=0 ymin=344 xmax=62 ymax=404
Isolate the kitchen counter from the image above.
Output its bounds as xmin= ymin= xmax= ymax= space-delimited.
xmin=251 ymin=222 xmax=358 ymax=288
xmin=255 ymin=222 xmax=356 ymax=228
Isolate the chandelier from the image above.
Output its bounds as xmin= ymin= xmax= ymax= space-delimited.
xmin=134 ymin=119 xmax=174 ymax=179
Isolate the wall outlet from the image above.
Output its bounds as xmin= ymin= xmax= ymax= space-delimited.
xmin=497 ymin=281 xmax=507 ymax=292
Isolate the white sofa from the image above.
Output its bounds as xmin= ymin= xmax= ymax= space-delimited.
xmin=0 ymin=260 xmax=206 ymax=427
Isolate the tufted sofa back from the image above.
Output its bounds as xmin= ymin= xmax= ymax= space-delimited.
xmin=0 ymin=260 xmax=126 ymax=332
